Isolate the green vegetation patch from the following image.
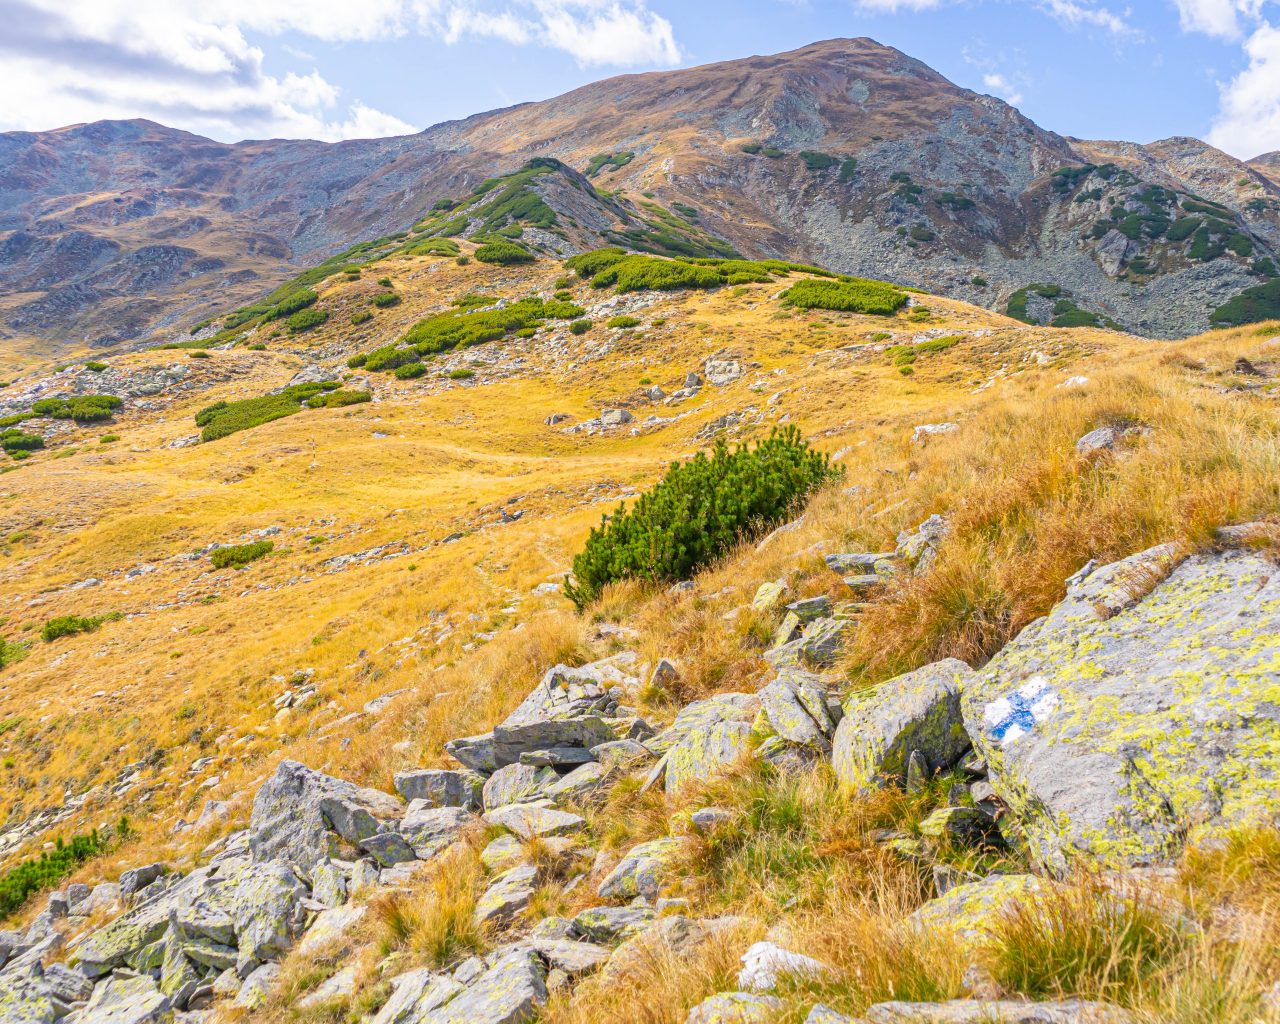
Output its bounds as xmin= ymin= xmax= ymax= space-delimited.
xmin=0 ymin=829 xmax=108 ymax=919
xmin=371 ymin=292 xmax=402 ymax=308
xmin=779 ymin=277 xmax=908 ymax=316
xmin=564 ymin=426 xmax=839 ymax=609
xmin=359 ymin=297 xmax=584 ymax=372
xmin=211 ymin=540 xmax=274 ymax=570
xmin=799 ymin=151 xmax=838 ymax=172
xmin=567 ymin=250 xmax=840 ymax=295
xmin=1211 ymin=279 xmax=1280 ymax=327
xmin=586 ymin=152 xmax=634 ymax=177
xmin=195 ymin=381 xmax=340 ymax=442
xmin=474 ymin=240 xmax=535 ymax=266
xmin=31 ymin=395 xmax=122 ymax=424
xmin=1 ymin=430 xmax=43 ymax=459
xmin=42 ymin=614 xmax=115 ymax=642
xmin=286 ymin=308 xmax=328 ymax=333
xmin=607 ymin=315 xmax=641 ymax=329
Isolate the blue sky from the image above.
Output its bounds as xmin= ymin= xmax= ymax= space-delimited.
xmin=4 ymin=1 xmax=1280 ymax=159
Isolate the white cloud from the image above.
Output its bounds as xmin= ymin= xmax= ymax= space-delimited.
xmin=982 ymin=72 xmax=1025 ymax=105
xmin=854 ymin=0 xmax=946 ymax=9
xmin=1039 ymin=0 xmax=1139 ymax=37
xmin=1207 ymin=19 xmax=1280 ymax=156
xmin=1171 ymin=0 xmax=1264 ymax=40
xmin=0 ymin=0 xmax=683 ymax=141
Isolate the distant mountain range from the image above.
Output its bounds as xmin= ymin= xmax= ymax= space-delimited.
xmin=4 ymin=37 xmax=1280 ymax=354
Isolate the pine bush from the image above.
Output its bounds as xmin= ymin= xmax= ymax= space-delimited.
xmin=0 ymin=829 xmax=106 ymax=918
xmin=779 ymin=278 xmax=908 ymax=315
xmin=211 ymin=540 xmax=274 ymax=570
xmin=564 ymin=426 xmax=839 ymax=609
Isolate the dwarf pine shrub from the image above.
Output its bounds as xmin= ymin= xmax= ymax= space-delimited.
xmin=780 ymin=278 xmax=908 ymax=315
xmin=474 ymin=240 xmax=534 ymax=265
xmin=42 ymin=614 xmax=108 ymax=642
xmin=31 ymin=395 xmax=123 ymax=424
xmin=564 ymin=426 xmax=839 ymax=609
xmin=0 ymin=829 xmax=107 ymax=918
xmin=211 ymin=540 xmax=274 ymax=570
xmin=286 ymin=308 xmax=328 ymax=333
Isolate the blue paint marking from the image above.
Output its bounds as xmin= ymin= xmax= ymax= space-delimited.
xmin=988 ymin=692 xmax=1040 ymax=742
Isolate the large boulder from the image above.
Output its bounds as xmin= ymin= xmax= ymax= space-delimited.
xmin=371 ymin=969 xmax=463 ymax=1024
xmin=248 ymin=760 xmax=404 ymax=874
xmin=686 ymin=991 xmax=782 ymax=1023
xmin=961 ymin=544 xmax=1280 ymax=871
xmin=597 ymin=838 xmax=685 ymax=901
xmin=399 ymin=803 xmax=473 ymax=859
xmin=63 ymin=974 xmax=171 ymax=1024
xmin=473 ymin=864 xmax=538 ymax=929
xmin=0 ymin=971 xmax=60 ymax=1024
xmin=394 ymin=769 xmax=484 ymax=809
xmin=649 ymin=693 xmax=759 ymax=794
xmin=420 ymin=946 xmax=546 ymax=1023
xmin=832 ymin=659 xmax=973 ymax=792
xmin=758 ymin=670 xmax=836 ymax=750
xmin=908 ymin=874 xmax=1043 ymax=949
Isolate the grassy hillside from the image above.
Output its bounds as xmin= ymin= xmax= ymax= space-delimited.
xmin=0 ymin=239 xmax=1277 ymax=1021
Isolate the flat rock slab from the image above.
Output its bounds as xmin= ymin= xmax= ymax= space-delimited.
xmin=685 ymin=991 xmax=783 ymax=1023
xmin=473 ymin=864 xmax=538 ymax=929
xmin=861 ymin=1000 xmax=1133 ymax=1023
xmin=64 ymin=974 xmax=171 ymax=1024
xmin=960 ymin=545 xmax=1280 ymax=871
xmin=598 ymin=837 xmax=685 ymax=901
xmin=485 ymin=803 xmax=585 ymax=840
xmin=908 ymin=874 xmax=1042 ymax=949
xmin=420 ymin=946 xmax=546 ymax=1024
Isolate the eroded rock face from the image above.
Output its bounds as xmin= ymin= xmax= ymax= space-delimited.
xmin=832 ymin=659 xmax=973 ymax=792
xmin=961 ymin=544 xmax=1280 ymax=871
xmin=420 ymin=946 xmax=546 ymax=1024
xmin=597 ymin=838 xmax=685 ymax=901
xmin=248 ymin=760 xmax=404 ymax=873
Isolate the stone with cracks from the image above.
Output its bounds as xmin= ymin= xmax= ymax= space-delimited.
xmin=419 ymin=946 xmax=546 ymax=1024
xmin=686 ymin=991 xmax=783 ymax=1023
xmin=0 ymin=972 xmax=59 ymax=1024
xmin=960 ymin=544 xmax=1280 ymax=872
xmin=370 ymin=969 xmax=463 ymax=1024
xmin=666 ymin=719 xmax=756 ymax=795
xmin=483 ymin=764 xmax=556 ymax=810
xmin=485 ymin=803 xmax=585 ymax=840
xmin=531 ymin=937 xmax=611 ymax=974
xmin=758 ymin=670 xmax=835 ymax=749
xmin=233 ymin=963 xmax=279 ymax=1010
xmin=572 ymin=905 xmax=655 ymax=943
xmin=737 ymin=941 xmax=834 ymax=992
xmin=597 ymin=838 xmax=685 ymax=901
xmin=399 ymin=803 xmax=472 ymax=859
xmin=444 ymin=734 xmax=499 ymax=774
xmin=63 ymin=974 xmax=171 ymax=1024
xmin=832 ymin=659 xmax=973 ymax=792
xmin=473 ymin=864 xmax=539 ymax=929
xmin=394 ymin=769 xmax=484 ymax=810
xmin=908 ymin=874 xmax=1043 ymax=949
xmin=248 ymin=760 xmax=403 ymax=874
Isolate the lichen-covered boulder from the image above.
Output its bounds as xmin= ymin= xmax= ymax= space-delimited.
xmin=960 ymin=544 xmax=1280 ymax=872
xmin=0 ymin=971 xmax=59 ymax=1024
xmin=861 ymin=999 xmax=1133 ymax=1022
xmin=420 ymin=946 xmax=546 ymax=1024
xmin=653 ymin=694 xmax=760 ymax=794
xmin=399 ymin=803 xmax=472 ymax=859
xmin=227 ymin=860 xmax=308 ymax=970
xmin=572 ymin=905 xmax=655 ymax=943
xmin=758 ymin=670 xmax=836 ymax=750
xmin=686 ymin=991 xmax=783 ymax=1023
xmin=833 ymin=659 xmax=973 ymax=792
xmin=488 ymin=664 xmax=624 ymax=767
xmin=485 ymin=803 xmax=585 ymax=840
xmin=394 ymin=769 xmax=484 ymax=809
xmin=597 ymin=838 xmax=685 ymax=901
xmin=248 ymin=760 xmax=403 ymax=874
xmin=483 ymin=764 xmax=556 ymax=811
xmin=371 ymin=969 xmax=463 ymax=1024
xmin=737 ymin=941 xmax=834 ymax=992
xmin=473 ymin=864 xmax=538 ymax=929
xmin=63 ymin=974 xmax=171 ymax=1024
xmin=908 ymin=874 xmax=1042 ymax=949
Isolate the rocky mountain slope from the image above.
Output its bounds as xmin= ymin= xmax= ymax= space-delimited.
xmin=0 ymin=238 xmax=1275 ymax=1022
xmin=5 ymin=38 xmax=1280 ymax=363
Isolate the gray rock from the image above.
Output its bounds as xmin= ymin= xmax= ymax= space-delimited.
xmin=485 ymin=803 xmax=585 ymax=840
xmin=480 ymin=835 xmax=526 ymax=874
xmin=248 ymin=760 xmax=403 ymax=874
xmin=299 ymin=904 xmax=366 ymax=956
xmin=832 ymin=659 xmax=973 ymax=792
xmin=824 ymin=552 xmax=896 ymax=575
xmin=704 ymin=358 xmax=744 ymax=386
xmin=572 ymin=904 xmax=655 ymax=943
xmin=786 ymin=596 xmax=832 ymax=622
xmin=232 ymin=962 xmax=279 ymax=1010
xmin=961 ymin=545 xmax=1280 ymax=872
xmin=444 ymin=733 xmax=499 ymax=774
xmin=43 ymin=962 xmax=93 ymax=1004
xmin=1075 ymin=426 xmax=1122 ymax=455
xmin=310 ymin=860 xmax=347 ymax=908
xmin=453 ymin=956 xmax=487 ymax=985
xmin=543 ymin=761 xmax=610 ymax=804
xmin=657 ymin=694 xmax=760 ymax=794
xmin=419 ymin=946 xmax=546 ymax=1024
xmin=360 ymin=830 xmax=419 ymax=866
xmin=473 ymin=864 xmax=538 ymax=929
xmin=483 ymin=764 xmax=556 ymax=811
xmin=393 ymin=769 xmax=484 ymax=810
xmin=806 ymin=1006 xmax=855 ymax=1023
xmin=531 ymin=937 xmax=611 ymax=974
xmin=590 ymin=739 xmax=652 ymax=767
xmin=597 ymin=838 xmax=684 ymax=901
xmin=685 ymin=991 xmax=782 ymax=1023
xmin=896 ymin=515 xmax=949 ymax=573
xmin=399 ymin=803 xmax=472 ymax=860
xmin=0 ymin=971 xmax=59 ymax=1024
xmin=518 ymin=746 xmax=596 ymax=767
xmin=599 ymin=915 xmax=745 ymax=985
xmin=64 ymin=883 xmax=91 ymax=913
xmin=370 ymin=969 xmax=463 ymax=1024
xmin=296 ymin=965 xmax=358 ymax=1010
xmin=738 ymin=940 xmax=835 ymax=992
xmin=120 ymin=863 xmax=167 ymax=897
xmin=860 ymin=1000 xmax=1133 ymax=1022
xmin=64 ymin=974 xmax=171 ymax=1024
xmin=919 ymin=807 xmax=995 ymax=845
xmin=691 ymin=807 xmax=733 ymax=832
xmin=350 ymin=859 xmax=380 ymax=893
xmin=759 ymin=671 xmax=835 ymax=749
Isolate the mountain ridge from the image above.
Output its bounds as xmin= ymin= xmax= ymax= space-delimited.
xmin=3 ymin=37 xmax=1280 ymax=361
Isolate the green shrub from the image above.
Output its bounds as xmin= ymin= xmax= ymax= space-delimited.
xmin=839 ymin=157 xmax=858 ymax=182
xmin=0 ymin=829 xmax=107 ymax=918
xmin=31 ymin=395 xmax=122 ymax=424
xmin=100 ymin=434 xmax=119 ymax=443
xmin=448 ymin=369 xmax=475 ymax=380
xmin=1211 ymin=280 xmax=1280 ymax=326
xmin=84 ymin=361 xmax=108 ymax=372
xmin=189 ymin=350 xmax=210 ymax=359
xmin=456 ymin=256 xmax=470 ymax=266
xmin=195 ymin=382 xmax=339 ymax=441
xmin=42 ymin=614 xmax=108 ymax=642
xmin=607 ymin=315 xmax=641 ymax=329
xmin=474 ymin=240 xmax=534 ymax=265
xmin=586 ymin=152 xmax=634 ymax=177
xmin=372 ymin=292 xmax=401 ymax=308
xmin=268 ymin=289 xmax=318 ymax=320
xmin=799 ymin=151 xmax=838 ymax=171
xmin=247 ymin=342 xmax=267 ymax=350
xmin=515 ymin=327 xmax=536 ymax=338
xmin=1 ymin=430 xmax=43 ymax=457
xmin=569 ymin=319 xmax=592 ymax=335
xmin=210 ymin=540 xmax=274 ymax=570
xmin=740 ymin=142 xmax=762 ymax=155
xmin=565 ymin=248 xmax=629 ymax=279
xmin=910 ymin=225 xmax=936 ymax=242
xmin=971 ymin=276 xmax=988 ymax=287
xmin=286 ymin=308 xmax=328 ymax=333
xmin=351 ymin=310 xmax=374 ymax=326
xmin=779 ymin=278 xmax=908 ymax=315
xmin=395 ymin=362 xmax=426 ymax=379
xmin=377 ymin=277 xmax=393 ymax=287
xmin=307 ymin=389 xmax=371 ymax=409
xmin=762 ymin=147 xmax=785 ymax=158
xmin=564 ymin=426 xmax=838 ymax=609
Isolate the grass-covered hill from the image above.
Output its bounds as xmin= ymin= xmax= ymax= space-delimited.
xmin=0 ymin=240 xmax=1276 ymax=1022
